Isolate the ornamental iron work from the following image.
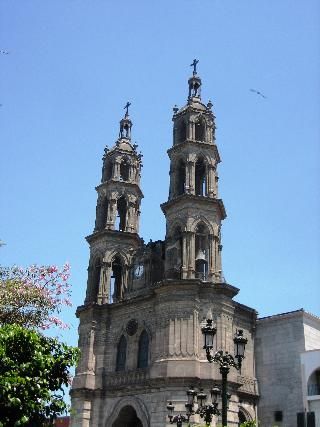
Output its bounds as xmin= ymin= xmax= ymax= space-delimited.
xmin=201 ymin=318 xmax=248 ymax=426
xmin=167 ymin=386 xmax=231 ymax=427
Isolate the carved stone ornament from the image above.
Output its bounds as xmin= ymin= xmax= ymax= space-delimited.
xmin=126 ymin=319 xmax=138 ymax=336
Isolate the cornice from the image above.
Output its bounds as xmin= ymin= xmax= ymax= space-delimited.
xmin=96 ymin=180 xmax=144 ymax=199
xmin=85 ymin=229 xmax=142 ymax=245
xmin=161 ymin=195 xmax=227 ymax=220
xmin=167 ymin=140 xmax=221 ymax=163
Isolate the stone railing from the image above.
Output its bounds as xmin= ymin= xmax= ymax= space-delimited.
xmin=104 ymin=368 xmax=150 ymax=388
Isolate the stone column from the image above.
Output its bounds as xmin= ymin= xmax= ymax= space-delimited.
xmin=187 ymin=232 xmax=195 ymax=278
xmin=97 ymin=267 xmax=104 ymax=305
xmin=121 ymin=265 xmax=128 ymax=298
xmin=184 ymin=161 xmax=189 ymax=194
xmin=87 ymin=321 xmax=96 ymax=373
xmin=114 ymin=160 xmax=120 ymax=180
xmin=106 ymin=198 xmax=117 ymax=230
xmin=189 ymin=120 xmax=195 ymax=140
xmin=100 ymin=262 xmax=111 ymax=304
xmin=181 ymin=232 xmax=188 ymax=278
xmin=128 ymin=164 xmax=133 ymax=182
xmin=206 ymin=124 xmax=212 ymax=143
xmin=189 ymin=162 xmax=195 ymax=194
xmin=208 ymin=234 xmax=215 ymax=280
xmin=215 ymin=175 xmax=219 ymax=198
xmin=207 ymin=165 xmax=215 ymax=198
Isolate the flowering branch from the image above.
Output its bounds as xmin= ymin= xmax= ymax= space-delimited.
xmin=0 ymin=263 xmax=72 ymax=330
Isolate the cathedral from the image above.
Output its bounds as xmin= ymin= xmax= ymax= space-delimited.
xmin=70 ymin=63 xmax=320 ymax=427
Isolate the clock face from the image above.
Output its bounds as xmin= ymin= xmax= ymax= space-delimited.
xmin=134 ymin=264 xmax=144 ymax=278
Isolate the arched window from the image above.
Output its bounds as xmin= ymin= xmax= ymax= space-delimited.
xmin=137 ymin=330 xmax=149 ymax=369
xmin=195 ymin=158 xmax=207 ymax=196
xmin=110 ymin=255 xmax=123 ymax=303
xmin=115 ymin=196 xmax=127 ymax=231
xmin=120 ymin=159 xmax=130 ymax=181
xmin=308 ymin=368 xmax=320 ymax=395
xmin=103 ymin=159 xmax=113 ymax=181
xmin=178 ymin=120 xmax=186 ymax=143
xmin=176 ymin=160 xmax=186 ymax=196
xmin=116 ymin=335 xmax=127 ymax=371
xmin=238 ymin=409 xmax=248 ymax=426
xmin=95 ymin=197 xmax=108 ymax=231
xmin=195 ymin=117 xmax=206 ymax=142
xmin=195 ymin=223 xmax=209 ymax=280
xmin=92 ymin=258 xmax=101 ymax=301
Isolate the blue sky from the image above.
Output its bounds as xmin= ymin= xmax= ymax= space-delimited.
xmin=1 ymin=0 xmax=319 ymax=348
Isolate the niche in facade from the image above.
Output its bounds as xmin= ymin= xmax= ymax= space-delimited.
xmin=167 ymin=226 xmax=182 ymax=278
xmin=176 ymin=160 xmax=186 ymax=196
xmin=195 ymin=223 xmax=209 ymax=280
xmin=115 ymin=196 xmax=127 ymax=231
xmin=103 ymin=158 xmax=113 ymax=181
xmin=195 ymin=117 xmax=206 ymax=142
xmin=137 ymin=330 xmax=149 ymax=369
xmin=120 ymin=159 xmax=130 ymax=181
xmin=115 ymin=335 xmax=127 ymax=371
xmin=177 ymin=120 xmax=187 ymax=143
xmin=195 ymin=158 xmax=207 ymax=196
xmin=110 ymin=255 xmax=123 ymax=303
xmin=95 ymin=197 xmax=108 ymax=231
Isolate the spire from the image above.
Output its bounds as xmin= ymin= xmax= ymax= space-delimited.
xmin=119 ymin=102 xmax=132 ymax=140
xmin=188 ymin=59 xmax=202 ymax=99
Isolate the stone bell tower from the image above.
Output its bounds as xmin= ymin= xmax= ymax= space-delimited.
xmin=85 ymin=103 xmax=143 ymax=305
xmin=161 ymin=60 xmax=225 ymax=282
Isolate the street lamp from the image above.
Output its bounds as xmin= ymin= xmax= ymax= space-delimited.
xmin=166 ymin=401 xmax=190 ymax=427
xmin=167 ymin=386 xmax=231 ymax=427
xmin=201 ymin=318 xmax=248 ymax=426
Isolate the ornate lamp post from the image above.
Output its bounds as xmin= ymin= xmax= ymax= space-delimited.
xmin=166 ymin=401 xmax=190 ymax=427
xmin=167 ymin=386 xmax=231 ymax=426
xmin=202 ymin=318 xmax=248 ymax=426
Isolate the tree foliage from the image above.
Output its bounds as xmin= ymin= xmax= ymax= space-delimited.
xmin=240 ymin=422 xmax=257 ymax=427
xmin=0 ymin=324 xmax=79 ymax=426
xmin=0 ymin=263 xmax=79 ymax=426
xmin=0 ymin=264 xmax=71 ymax=329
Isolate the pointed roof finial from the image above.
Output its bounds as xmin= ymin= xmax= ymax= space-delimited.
xmin=119 ymin=102 xmax=132 ymax=139
xmin=188 ymin=60 xmax=202 ymax=99
xmin=190 ymin=58 xmax=199 ymax=75
xmin=124 ymin=101 xmax=131 ymax=117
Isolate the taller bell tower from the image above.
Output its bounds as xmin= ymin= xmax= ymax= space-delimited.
xmin=162 ymin=61 xmax=226 ymax=282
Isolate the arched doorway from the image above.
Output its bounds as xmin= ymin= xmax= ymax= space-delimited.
xmin=112 ymin=405 xmax=143 ymax=427
xmin=238 ymin=410 xmax=247 ymax=425
xmin=238 ymin=407 xmax=252 ymax=426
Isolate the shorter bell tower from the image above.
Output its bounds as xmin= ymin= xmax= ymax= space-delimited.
xmin=85 ymin=104 xmax=143 ymax=305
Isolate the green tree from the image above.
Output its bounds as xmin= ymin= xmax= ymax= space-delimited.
xmin=0 ymin=264 xmax=79 ymax=426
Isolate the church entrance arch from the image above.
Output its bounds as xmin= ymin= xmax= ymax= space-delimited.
xmin=107 ymin=396 xmax=150 ymax=427
xmin=238 ymin=407 xmax=253 ymax=426
xmin=112 ymin=405 xmax=142 ymax=427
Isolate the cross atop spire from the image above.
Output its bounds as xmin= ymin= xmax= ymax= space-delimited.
xmin=188 ymin=59 xmax=202 ymax=99
xmin=119 ymin=103 xmax=132 ymax=139
xmin=190 ymin=59 xmax=199 ymax=75
xmin=124 ymin=101 xmax=131 ymax=117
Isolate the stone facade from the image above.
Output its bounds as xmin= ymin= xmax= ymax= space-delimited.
xmin=255 ymin=310 xmax=320 ymax=427
xmin=71 ymin=65 xmax=259 ymax=426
